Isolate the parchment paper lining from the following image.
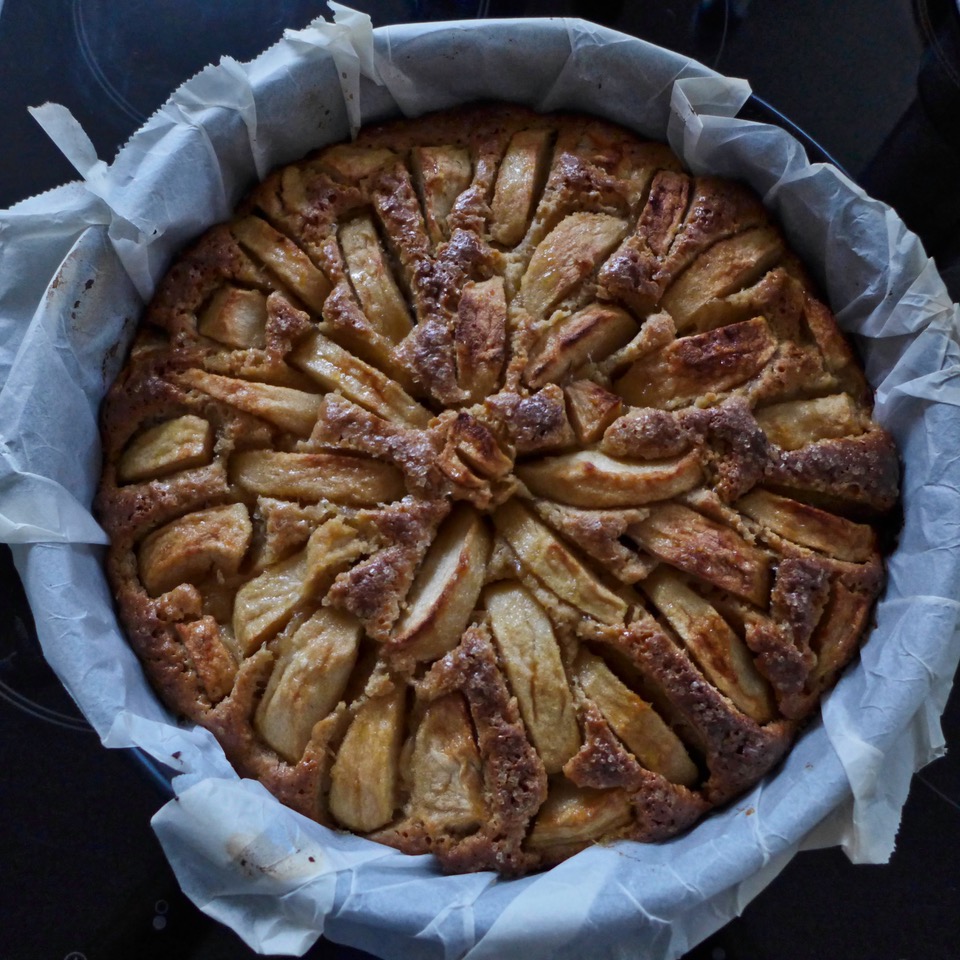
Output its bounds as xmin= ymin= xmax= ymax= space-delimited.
xmin=2 ymin=8 xmax=960 ymax=959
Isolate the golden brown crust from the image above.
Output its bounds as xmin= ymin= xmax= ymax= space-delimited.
xmin=96 ymin=103 xmax=897 ymax=875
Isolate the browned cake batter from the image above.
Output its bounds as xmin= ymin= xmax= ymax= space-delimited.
xmin=95 ymin=104 xmax=899 ymax=875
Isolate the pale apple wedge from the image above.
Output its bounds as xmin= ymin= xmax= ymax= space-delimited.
xmin=491 ymin=500 xmax=627 ymax=624
xmin=390 ymin=506 xmax=491 ymax=662
xmin=572 ymin=649 xmax=698 ymax=786
xmin=198 ymin=285 xmax=268 ymax=348
xmin=755 ymin=393 xmax=865 ymax=451
xmin=485 ymin=581 xmax=581 ymax=774
xmin=231 ymin=450 xmax=405 ymax=506
xmin=232 ymin=516 xmax=366 ymax=655
xmin=520 ymin=212 xmax=628 ymax=320
xmin=290 ymin=328 xmax=432 ymax=428
xmin=659 ymin=225 xmax=785 ymax=332
xmin=641 ymin=567 xmax=775 ymax=723
xmin=338 ymin=214 xmax=413 ymax=343
xmin=328 ymin=684 xmax=406 ymax=832
xmin=527 ymin=780 xmax=632 ymax=851
xmin=406 ymin=694 xmax=487 ymax=834
xmin=523 ymin=302 xmax=637 ymax=389
xmin=737 ymin=489 xmax=877 ymax=562
xmin=118 ymin=415 xmax=212 ymax=484
xmin=315 ymin=145 xmax=397 ymax=181
xmin=612 ymin=317 xmax=777 ymax=409
xmin=231 ymin=216 xmax=331 ymax=314
xmin=565 ymin=380 xmax=624 ymax=445
xmin=254 ymin=607 xmax=362 ymax=763
xmin=489 ymin=127 xmax=553 ymax=247
xmin=628 ymin=503 xmax=771 ymax=607
xmin=174 ymin=368 xmax=323 ymax=437
xmin=139 ymin=503 xmax=251 ymax=597
xmin=410 ymin=144 xmax=473 ymax=245
xmin=517 ymin=449 xmax=702 ymax=509
xmin=454 ymin=277 xmax=507 ymax=402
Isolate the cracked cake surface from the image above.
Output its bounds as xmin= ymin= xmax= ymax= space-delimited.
xmin=95 ymin=103 xmax=898 ymax=875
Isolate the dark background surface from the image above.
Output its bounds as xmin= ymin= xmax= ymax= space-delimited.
xmin=2 ymin=1 xmax=959 ymax=958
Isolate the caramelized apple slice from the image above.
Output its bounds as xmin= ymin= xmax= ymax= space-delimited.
xmin=492 ymin=500 xmax=627 ymax=624
xmin=642 ymin=568 xmax=775 ymax=723
xmin=517 ymin=449 xmax=702 ymax=508
xmin=489 ymin=128 xmax=553 ymax=247
xmin=485 ymin=582 xmax=581 ymax=773
xmin=407 ymin=694 xmax=487 ymax=834
xmin=520 ymin=212 xmax=628 ymax=320
xmin=572 ymin=649 xmax=698 ymax=786
xmin=613 ymin=317 xmax=777 ymax=409
xmin=338 ymin=215 xmax=413 ymax=343
xmin=231 ymin=216 xmax=331 ymax=313
xmin=316 ymin=145 xmax=397 ymax=181
xmin=737 ymin=489 xmax=877 ymax=562
xmin=628 ymin=503 xmax=771 ymax=606
xmin=527 ymin=781 xmax=632 ymax=851
xmin=454 ymin=277 xmax=507 ymax=402
xmin=291 ymin=329 xmax=432 ymax=427
xmin=390 ymin=506 xmax=491 ymax=662
xmin=198 ymin=285 xmax=268 ymax=348
xmin=328 ymin=684 xmax=406 ymax=832
xmin=232 ymin=517 xmax=365 ymax=654
xmin=117 ymin=415 xmax=212 ymax=484
xmin=139 ymin=503 xmax=251 ymax=597
xmin=755 ymin=394 xmax=865 ymax=450
xmin=411 ymin=145 xmax=473 ymax=245
xmin=565 ymin=381 xmax=624 ymax=446
xmin=175 ymin=368 xmax=323 ymax=437
xmin=659 ymin=226 xmax=785 ymax=331
xmin=254 ymin=608 xmax=362 ymax=763
xmin=524 ymin=303 xmax=637 ymax=389
xmin=231 ymin=450 xmax=404 ymax=506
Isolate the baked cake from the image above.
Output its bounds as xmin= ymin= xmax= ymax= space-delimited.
xmin=95 ymin=104 xmax=899 ymax=875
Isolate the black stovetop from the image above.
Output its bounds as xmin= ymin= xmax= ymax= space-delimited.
xmin=2 ymin=2 xmax=959 ymax=958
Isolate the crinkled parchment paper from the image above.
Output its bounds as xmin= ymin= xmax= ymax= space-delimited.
xmin=2 ymin=7 xmax=960 ymax=958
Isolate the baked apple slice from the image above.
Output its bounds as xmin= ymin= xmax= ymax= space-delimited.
xmin=389 ymin=506 xmax=491 ymax=662
xmin=174 ymin=368 xmax=323 ymax=437
xmin=523 ymin=302 xmax=637 ymax=389
xmin=230 ymin=450 xmax=405 ymax=506
xmin=254 ymin=607 xmax=362 ymax=763
xmin=489 ymin=127 xmax=553 ymax=247
xmin=517 ymin=448 xmax=702 ymax=508
xmin=411 ymin=145 xmax=473 ymax=246
xmin=737 ymin=489 xmax=877 ymax=562
xmin=328 ymin=683 xmax=406 ymax=832
xmin=755 ymin=393 xmax=865 ymax=450
xmin=405 ymin=694 xmax=487 ymax=834
xmin=291 ymin=329 xmax=432 ymax=428
xmin=659 ymin=226 xmax=785 ymax=331
xmin=572 ymin=649 xmax=698 ymax=785
xmin=117 ymin=414 xmax=212 ymax=484
xmin=232 ymin=516 xmax=366 ymax=655
xmin=491 ymin=500 xmax=628 ymax=624
xmin=485 ymin=581 xmax=581 ymax=773
xmin=338 ymin=214 xmax=413 ymax=343
xmin=520 ymin=212 xmax=628 ymax=320
xmin=527 ymin=780 xmax=632 ymax=852
xmin=138 ymin=503 xmax=251 ymax=597
xmin=641 ymin=568 xmax=775 ymax=723
xmin=198 ymin=286 xmax=268 ymax=348
xmin=231 ymin=216 xmax=331 ymax=314
xmin=628 ymin=503 xmax=771 ymax=607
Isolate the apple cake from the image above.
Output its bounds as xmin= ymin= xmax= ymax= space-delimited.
xmin=95 ymin=103 xmax=899 ymax=875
